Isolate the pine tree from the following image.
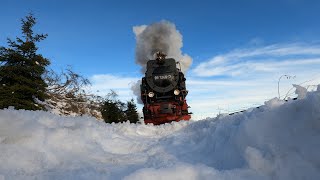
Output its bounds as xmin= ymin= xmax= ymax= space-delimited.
xmin=101 ymin=100 xmax=122 ymax=123
xmin=126 ymin=99 xmax=139 ymax=123
xmin=100 ymin=90 xmax=126 ymax=123
xmin=0 ymin=14 xmax=50 ymax=110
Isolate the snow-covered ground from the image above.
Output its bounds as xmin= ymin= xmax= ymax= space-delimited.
xmin=1 ymin=86 xmax=320 ymax=180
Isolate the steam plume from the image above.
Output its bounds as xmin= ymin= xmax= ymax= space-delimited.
xmin=132 ymin=21 xmax=192 ymax=104
xmin=133 ymin=21 xmax=192 ymax=73
xmin=131 ymin=80 xmax=143 ymax=104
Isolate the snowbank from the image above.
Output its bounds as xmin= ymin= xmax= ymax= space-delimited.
xmin=0 ymin=87 xmax=320 ymax=180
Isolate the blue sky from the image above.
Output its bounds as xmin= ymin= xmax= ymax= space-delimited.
xmin=1 ymin=0 xmax=320 ymax=119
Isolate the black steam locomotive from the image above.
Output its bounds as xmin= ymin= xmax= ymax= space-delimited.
xmin=140 ymin=52 xmax=191 ymax=125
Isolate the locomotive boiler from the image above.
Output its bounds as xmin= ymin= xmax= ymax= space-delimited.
xmin=140 ymin=52 xmax=191 ymax=125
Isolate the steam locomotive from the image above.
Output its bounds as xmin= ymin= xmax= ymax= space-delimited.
xmin=140 ymin=52 xmax=191 ymax=125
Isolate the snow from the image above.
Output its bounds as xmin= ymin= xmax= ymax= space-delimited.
xmin=293 ymin=84 xmax=308 ymax=99
xmin=1 ymin=87 xmax=320 ymax=179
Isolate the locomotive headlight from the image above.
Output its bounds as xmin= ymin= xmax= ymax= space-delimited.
xmin=148 ymin=92 xmax=155 ymax=98
xmin=174 ymin=89 xmax=180 ymax=95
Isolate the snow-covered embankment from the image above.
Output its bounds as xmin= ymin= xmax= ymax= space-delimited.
xmin=0 ymin=86 xmax=319 ymax=180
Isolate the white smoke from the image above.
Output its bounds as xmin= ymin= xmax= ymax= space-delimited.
xmin=133 ymin=20 xmax=192 ymax=73
xmin=132 ymin=21 xmax=192 ymax=104
xmin=131 ymin=80 xmax=143 ymax=104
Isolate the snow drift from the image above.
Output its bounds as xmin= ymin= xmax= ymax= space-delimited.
xmin=0 ymin=86 xmax=320 ymax=180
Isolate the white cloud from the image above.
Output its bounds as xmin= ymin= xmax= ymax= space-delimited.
xmin=192 ymin=43 xmax=320 ymax=77
xmin=88 ymin=74 xmax=139 ymax=101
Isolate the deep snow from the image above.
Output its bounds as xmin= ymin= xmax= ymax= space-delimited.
xmin=0 ymin=86 xmax=320 ymax=180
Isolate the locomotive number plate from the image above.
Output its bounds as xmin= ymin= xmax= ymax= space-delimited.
xmin=154 ymin=75 xmax=173 ymax=80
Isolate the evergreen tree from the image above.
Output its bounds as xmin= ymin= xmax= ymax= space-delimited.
xmin=125 ymin=99 xmax=139 ymax=123
xmin=100 ymin=90 xmax=126 ymax=123
xmin=0 ymin=14 xmax=50 ymax=110
xmin=101 ymin=100 xmax=125 ymax=123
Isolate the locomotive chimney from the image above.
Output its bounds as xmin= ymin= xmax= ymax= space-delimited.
xmin=155 ymin=51 xmax=167 ymax=64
